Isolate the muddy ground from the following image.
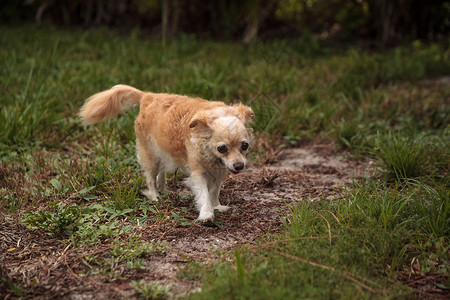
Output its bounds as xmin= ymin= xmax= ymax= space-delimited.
xmin=1 ymin=144 xmax=443 ymax=299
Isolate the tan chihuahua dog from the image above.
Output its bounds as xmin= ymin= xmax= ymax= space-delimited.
xmin=79 ymin=85 xmax=254 ymax=221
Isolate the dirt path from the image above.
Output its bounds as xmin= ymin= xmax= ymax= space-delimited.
xmin=1 ymin=144 xmax=374 ymax=299
xmin=150 ymin=144 xmax=374 ymax=296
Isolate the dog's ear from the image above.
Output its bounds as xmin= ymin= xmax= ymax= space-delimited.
xmin=189 ymin=112 xmax=208 ymax=129
xmin=189 ymin=112 xmax=213 ymax=136
xmin=231 ymin=103 xmax=254 ymax=125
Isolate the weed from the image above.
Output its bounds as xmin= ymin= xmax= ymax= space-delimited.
xmin=22 ymin=201 xmax=153 ymax=246
xmin=234 ymin=249 xmax=245 ymax=283
xmin=131 ymin=280 xmax=170 ymax=300
xmin=334 ymin=118 xmax=371 ymax=150
xmin=112 ymin=234 xmax=167 ymax=258
xmin=109 ymin=235 xmax=167 ymax=269
xmin=76 ymin=185 xmax=97 ymax=201
xmin=0 ymin=275 xmax=26 ymax=298
xmin=71 ymin=204 xmax=133 ymax=245
xmin=371 ymin=132 xmax=429 ymax=181
xmin=170 ymin=211 xmax=193 ymax=227
xmin=22 ymin=202 xmax=83 ymax=236
xmin=415 ymin=182 xmax=450 ymax=239
xmin=109 ymin=176 xmax=143 ymax=211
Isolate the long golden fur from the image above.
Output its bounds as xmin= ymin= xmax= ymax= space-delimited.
xmin=79 ymin=85 xmax=254 ymax=221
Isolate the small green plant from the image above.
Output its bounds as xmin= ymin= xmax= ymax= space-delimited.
xmin=170 ymin=211 xmax=193 ymax=227
xmin=49 ymin=176 xmax=71 ymax=196
xmin=234 ymin=249 xmax=245 ymax=283
xmin=76 ymin=185 xmax=97 ymax=201
xmin=131 ymin=280 xmax=170 ymax=300
xmin=111 ymin=234 xmax=167 ymax=260
xmin=70 ymin=203 xmax=136 ymax=245
xmin=0 ymin=188 xmax=24 ymax=212
xmin=92 ymin=234 xmax=169 ymax=271
xmin=109 ymin=176 xmax=143 ymax=211
xmin=22 ymin=201 xmax=142 ymax=245
xmin=372 ymin=132 xmax=429 ymax=181
xmin=415 ymin=182 xmax=450 ymax=239
xmin=22 ymin=202 xmax=83 ymax=236
xmin=0 ymin=275 xmax=26 ymax=297
xmin=0 ymin=89 xmax=60 ymax=148
xmin=334 ymin=118 xmax=370 ymax=150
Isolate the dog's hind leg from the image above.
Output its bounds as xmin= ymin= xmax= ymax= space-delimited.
xmin=136 ymin=138 xmax=160 ymax=200
xmin=156 ymin=170 xmax=166 ymax=194
xmin=142 ymin=168 xmax=159 ymax=200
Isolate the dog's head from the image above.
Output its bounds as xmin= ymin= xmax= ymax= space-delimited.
xmin=189 ymin=104 xmax=254 ymax=174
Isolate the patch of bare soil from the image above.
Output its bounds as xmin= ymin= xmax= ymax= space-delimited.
xmin=1 ymin=144 xmax=376 ymax=299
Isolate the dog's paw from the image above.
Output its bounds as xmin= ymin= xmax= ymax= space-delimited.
xmin=214 ymin=205 xmax=230 ymax=212
xmin=197 ymin=210 xmax=214 ymax=222
xmin=141 ymin=189 xmax=159 ymax=201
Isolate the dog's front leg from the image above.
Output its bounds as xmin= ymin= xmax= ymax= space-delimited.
xmin=208 ymin=172 xmax=230 ymax=213
xmin=186 ymin=173 xmax=214 ymax=221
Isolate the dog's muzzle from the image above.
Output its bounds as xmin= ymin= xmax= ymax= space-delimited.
xmin=218 ymin=158 xmax=244 ymax=175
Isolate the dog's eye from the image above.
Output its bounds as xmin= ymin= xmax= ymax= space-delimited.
xmin=217 ymin=145 xmax=228 ymax=154
xmin=241 ymin=141 xmax=249 ymax=151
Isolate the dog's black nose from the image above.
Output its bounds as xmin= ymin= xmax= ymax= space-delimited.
xmin=233 ymin=162 xmax=244 ymax=171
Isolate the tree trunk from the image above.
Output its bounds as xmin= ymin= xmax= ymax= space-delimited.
xmin=162 ymin=0 xmax=169 ymax=43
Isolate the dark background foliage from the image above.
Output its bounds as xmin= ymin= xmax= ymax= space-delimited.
xmin=1 ymin=0 xmax=449 ymax=46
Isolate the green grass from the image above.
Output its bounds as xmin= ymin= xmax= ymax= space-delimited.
xmin=0 ymin=24 xmax=449 ymax=298
xmin=186 ymin=179 xmax=449 ymax=299
xmin=1 ymin=25 xmax=448 ymax=151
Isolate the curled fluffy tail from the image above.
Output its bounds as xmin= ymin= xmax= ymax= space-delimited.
xmin=79 ymin=85 xmax=144 ymax=125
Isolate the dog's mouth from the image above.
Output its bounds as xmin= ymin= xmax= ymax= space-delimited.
xmin=218 ymin=158 xmax=242 ymax=175
xmin=227 ymin=168 xmax=240 ymax=175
